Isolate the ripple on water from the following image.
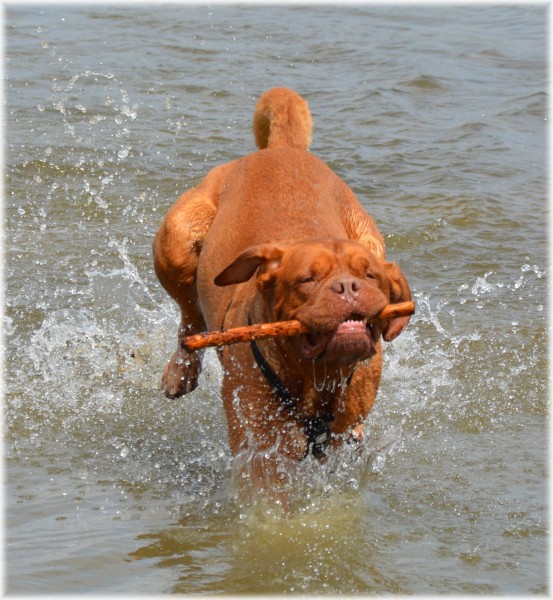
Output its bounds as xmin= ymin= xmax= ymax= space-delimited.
xmin=4 ymin=3 xmax=547 ymax=594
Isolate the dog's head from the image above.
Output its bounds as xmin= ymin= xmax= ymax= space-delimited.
xmin=215 ymin=240 xmax=411 ymax=364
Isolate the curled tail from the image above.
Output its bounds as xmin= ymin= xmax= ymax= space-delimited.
xmin=253 ymin=87 xmax=312 ymax=150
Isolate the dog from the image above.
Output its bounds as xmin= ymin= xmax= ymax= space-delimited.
xmin=153 ymin=88 xmax=411 ymax=492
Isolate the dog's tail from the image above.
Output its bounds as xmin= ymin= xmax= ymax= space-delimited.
xmin=253 ymin=87 xmax=312 ymax=150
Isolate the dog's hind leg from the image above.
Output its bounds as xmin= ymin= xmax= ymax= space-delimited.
xmin=153 ymin=189 xmax=217 ymax=397
xmin=337 ymin=182 xmax=386 ymax=258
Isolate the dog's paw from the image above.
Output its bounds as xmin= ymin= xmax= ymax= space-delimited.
xmin=350 ymin=423 xmax=365 ymax=442
xmin=161 ymin=348 xmax=202 ymax=398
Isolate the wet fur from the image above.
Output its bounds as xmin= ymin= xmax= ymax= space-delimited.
xmin=153 ymin=87 xmax=411 ymax=494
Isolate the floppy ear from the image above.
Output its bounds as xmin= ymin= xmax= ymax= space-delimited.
xmin=214 ymin=244 xmax=285 ymax=286
xmin=382 ymin=261 xmax=412 ymax=341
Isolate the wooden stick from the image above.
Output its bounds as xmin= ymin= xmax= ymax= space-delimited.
xmin=181 ymin=301 xmax=415 ymax=352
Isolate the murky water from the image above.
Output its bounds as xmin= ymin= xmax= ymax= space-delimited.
xmin=4 ymin=4 xmax=548 ymax=595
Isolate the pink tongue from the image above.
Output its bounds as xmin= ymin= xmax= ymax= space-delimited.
xmin=336 ymin=320 xmax=366 ymax=336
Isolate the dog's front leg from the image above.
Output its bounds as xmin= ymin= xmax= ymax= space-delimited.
xmin=232 ymin=436 xmax=305 ymax=510
xmin=221 ymin=368 xmax=308 ymax=503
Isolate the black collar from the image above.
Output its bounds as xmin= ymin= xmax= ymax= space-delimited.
xmin=248 ymin=315 xmax=335 ymax=460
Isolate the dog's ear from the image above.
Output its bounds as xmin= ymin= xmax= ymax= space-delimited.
xmin=214 ymin=245 xmax=284 ymax=286
xmin=382 ymin=261 xmax=412 ymax=341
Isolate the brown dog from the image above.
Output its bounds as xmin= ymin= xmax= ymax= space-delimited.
xmin=153 ymin=88 xmax=411 ymax=490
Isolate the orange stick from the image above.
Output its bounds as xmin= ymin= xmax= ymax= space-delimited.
xmin=181 ymin=301 xmax=414 ymax=351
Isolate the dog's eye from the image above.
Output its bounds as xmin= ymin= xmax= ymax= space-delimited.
xmin=366 ymin=272 xmax=377 ymax=280
xmin=298 ymin=275 xmax=314 ymax=285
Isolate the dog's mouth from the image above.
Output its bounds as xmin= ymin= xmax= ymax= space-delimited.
xmin=300 ymin=313 xmax=380 ymax=361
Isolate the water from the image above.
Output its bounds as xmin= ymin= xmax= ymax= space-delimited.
xmin=4 ymin=4 xmax=548 ymax=595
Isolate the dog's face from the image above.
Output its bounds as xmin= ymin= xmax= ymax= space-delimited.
xmin=215 ymin=240 xmax=411 ymax=364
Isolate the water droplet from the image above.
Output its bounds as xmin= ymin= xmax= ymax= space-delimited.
xmin=52 ymin=100 xmax=66 ymax=115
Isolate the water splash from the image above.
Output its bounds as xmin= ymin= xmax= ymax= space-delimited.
xmin=414 ymin=292 xmax=481 ymax=347
xmin=47 ymin=68 xmax=138 ymax=162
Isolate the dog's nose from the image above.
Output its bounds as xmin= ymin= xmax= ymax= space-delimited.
xmin=330 ymin=276 xmax=362 ymax=299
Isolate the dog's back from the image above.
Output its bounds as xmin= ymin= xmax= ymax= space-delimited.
xmin=197 ymin=90 xmax=353 ymax=300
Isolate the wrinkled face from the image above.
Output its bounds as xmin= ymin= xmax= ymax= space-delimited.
xmin=270 ymin=241 xmax=392 ymax=362
xmin=215 ymin=239 xmax=412 ymax=365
